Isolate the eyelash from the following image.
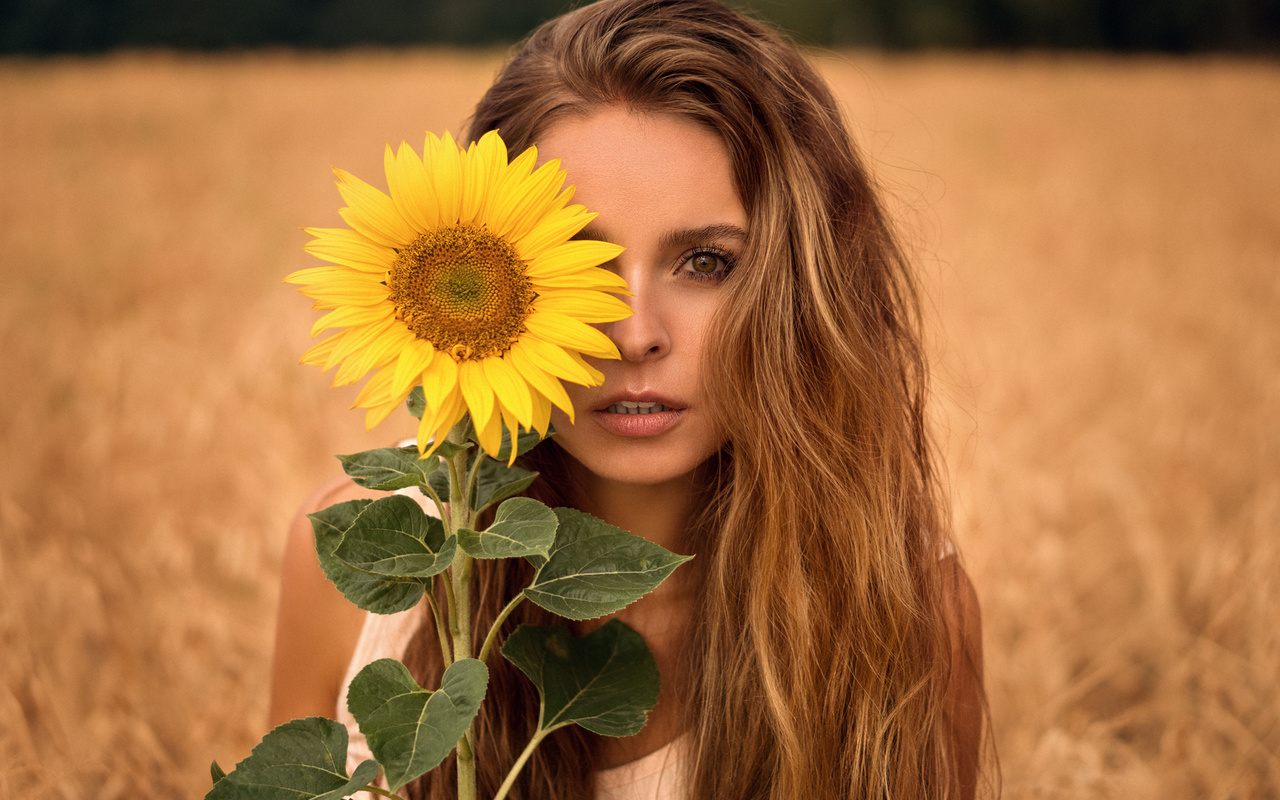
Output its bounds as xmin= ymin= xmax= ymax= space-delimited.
xmin=678 ymin=245 xmax=737 ymax=282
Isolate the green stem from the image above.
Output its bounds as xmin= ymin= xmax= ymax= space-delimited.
xmin=443 ymin=564 xmax=458 ymax=640
xmin=360 ymin=785 xmax=406 ymax=800
xmin=443 ymin=419 xmax=476 ymax=800
xmin=456 ymin=734 xmax=477 ymax=800
xmin=419 ymin=479 xmax=448 ymax=530
xmin=478 ymin=592 xmax=525 ymax=664
xmin=464 ymin=448 xmax=483 ymax=512
xmin=425 ymin=581 xmax=452 ymax=669
xmin=492 ymin=730 xmax=547 ymax=800
xmin=445 ymin=457 xmax=464 ymax=531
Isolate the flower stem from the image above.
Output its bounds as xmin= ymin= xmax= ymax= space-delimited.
xmin=444 ymin=419 xmax=476 ymax=800
xmin=456 ymin=733 xmax=477 ymax=800
xmin=492 ymin=730 xmax=547 ymax=800
xmin=419 ymin=479 xmax=448 ymax=530
xmin=478 ymin=592 xmax=525 ymax=664
xmin=464 ymin=450 xmax=483 ymax=512
xmin=425 ymin=582 xmax=452 ymax=669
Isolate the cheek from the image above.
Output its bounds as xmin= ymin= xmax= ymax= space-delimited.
xmin=547 ymin=402 xmax=589 ymax=460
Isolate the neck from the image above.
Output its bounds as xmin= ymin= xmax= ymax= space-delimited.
xmin=569 ymin=468 xmax=698 ymax=556
xmin=565 ymin=464 xmax=701 ymax=767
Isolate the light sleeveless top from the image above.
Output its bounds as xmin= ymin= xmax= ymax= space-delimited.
xmin=336 ymin=606 xmax=688 ymax=800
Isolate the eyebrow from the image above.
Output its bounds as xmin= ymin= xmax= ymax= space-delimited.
xmin=572 ymin=223 xmax=749 ymax=247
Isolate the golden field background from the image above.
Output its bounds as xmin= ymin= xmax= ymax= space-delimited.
xmin=1 ymin=49 xmax=1277 ymax=799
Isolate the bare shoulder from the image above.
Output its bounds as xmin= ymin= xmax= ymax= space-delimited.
xmin=940 ymin=555 xmax=982 ymax=664
xmin=939 ymin=554 xmax=985 ymax=800
xmin=268 ymin=475 xmax=387 ymax=727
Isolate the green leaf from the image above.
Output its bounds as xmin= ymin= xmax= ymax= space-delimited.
xmin=502 ymin=620 xmax=660 ymax=737
xmin=210 ymin=760 xmax=226 ymax=785
xmin=338 ymin=446 xmax=436 ymax=491
xmin=205 ymin=717 xmax=380 ymax=800
xmin=406 ymin=386 xmax=427 ymax=419
xmin=523 ymin=508 xmax=692 ymax=620
xmin=427 ymin=460 xmax=451 ymax=502
xmin=346 ymin=658 xmax=489 ymax=792
xmin=474 ymin=458 xmax=538 ymax=512
xmin=433 ymin=439 xmax=470 ymax=458
xmin=494 ymin=422 xmax=554 ymax=463
xmin=309 ymin=500 xmax=422 ymax=615
xmin=335 ymin=495 xmax=456 ymax=579
xmin=457 ymin=497 xmax=558 ymax=559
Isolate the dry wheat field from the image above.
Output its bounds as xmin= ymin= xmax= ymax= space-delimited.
xmin=0 ymin=47 xmax=1276 ymax=799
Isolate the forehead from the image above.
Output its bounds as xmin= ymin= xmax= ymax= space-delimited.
xmin=533 ymin=107 xmax=745 ymax=238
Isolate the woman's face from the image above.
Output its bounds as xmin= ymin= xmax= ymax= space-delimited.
xmin=535 ymin=107 xmax=747 ymax=488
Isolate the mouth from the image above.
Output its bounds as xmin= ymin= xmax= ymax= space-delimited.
xmin=591 ymin=393 xmax=686 ymax=438
xmin=603 ymin=400 xmax=676 ymax=415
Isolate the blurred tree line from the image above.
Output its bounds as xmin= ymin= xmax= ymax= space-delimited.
xmin=2 ymin=0 xmax=1277 ymax=53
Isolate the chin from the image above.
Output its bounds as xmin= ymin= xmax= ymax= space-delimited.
xmin=550 ymin=411 xmax=723 ymax=490
xmin=577 ymin=451 xmax=706 ymax=489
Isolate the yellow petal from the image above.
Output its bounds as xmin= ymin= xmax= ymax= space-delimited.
xmin=520 ymin=334 xmax=605 ymax=386
xmin=529 ymin=389 xmax=553 ymax=438
xmin=426 ymin=131 xmax=463 ymax=226
xmin=458 ymin=359 xmax=497 ymax=432
xmin=391 ymin=338 xmax=437 ymax=399
xmin=285 ymin=265 xmax=364 ymax=285
xmin=325 ymin=318 xmax=399 ymax=381
xmin=564 ymin=349 xmax=607 ymax=385
xmin=332 ymin=321 xmax=412 ymax=386
xmin=483 ymin=356 xmax=533 ymax=429
xmin=525 ymin=311 xmax=620 ymax=360
xmin=310 ymin=304 xmax=393 ymax=337
xmin=418 ymin=385 xmax=466 ymax=458
xmin=302 ymin=228 xmax=395 ymax=273
xmin=474 ymin=399 xmax=504 ymax=459
xmin=514 ymin=202 xmax=594 ymax=260
xmin=532 ymin=289 xmax=632 ymax=323
xmin=333 ymin=168 xmax=416 ymax=248
xmin=420 ymin=350 xmax=459 ymax=413
xmin=529 ymin=266 xmax=632 ymax=294
xmin=386 ymin=141 xmax=439 ymax=233
xmin=353 ymin=365 xmax=396 ymax=411
xmin=295 ymin=277 xmax=391 ymax=308
xmin=498 ymin=159 xmax=571 ymax=244
xmin=497 ymin=403 xmax=522 ymax=466
xmin=482 ymin=145 xmax=543 ymax=239
xmin=525 ymin=239 xmax=624 ymax=279
xmin=507 ymin=340 xmax=575 ymax=422
xmin=300 ymin=334 xmax=340 ymax=368
xmin=459 ymin=131 xmax=504 ymax=225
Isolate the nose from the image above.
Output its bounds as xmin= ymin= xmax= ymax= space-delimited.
xmin=606 ymin=280 xmax=670 ymax=363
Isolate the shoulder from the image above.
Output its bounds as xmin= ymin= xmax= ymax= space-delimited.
xmin=938 ymin=554 xmax=984 ymax=799
xmin=299 ymin=473 xmax=386 ymax=517
xmin=940 ymin=555 xmax=982 ymax=660
xmin=279 ymin=476 xmax=390 ymax=587
xmin=269 ymin=475 xmax=389 ymax=727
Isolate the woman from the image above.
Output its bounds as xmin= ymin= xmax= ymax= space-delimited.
xmin=271 ymin=1 xmax=988 ymax=798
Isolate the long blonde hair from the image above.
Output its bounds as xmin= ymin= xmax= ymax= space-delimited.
xmin=406 ymin=1 xmax=976 ymax=797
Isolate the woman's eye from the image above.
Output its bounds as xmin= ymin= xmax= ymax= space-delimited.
xmin=681 ymin=249 xmax=733 ymax=281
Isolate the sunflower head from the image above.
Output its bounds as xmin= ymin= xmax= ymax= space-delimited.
xmin=286 ymin=130 xmax=631 ymax=461
xmin=387 ymin=224 xmax=535 ymax=362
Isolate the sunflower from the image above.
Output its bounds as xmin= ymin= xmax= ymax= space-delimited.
xmin=286 ymin=130 xmax=630 ymax=459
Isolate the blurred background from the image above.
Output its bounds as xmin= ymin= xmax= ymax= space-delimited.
xmin=3 ymin=0 xmax=1280 ymax=51
xmin=1 ymin=0 xmax=1277 ymax=798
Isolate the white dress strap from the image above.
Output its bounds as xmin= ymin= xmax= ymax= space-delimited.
xmin=595 ymin=735 xmax=689 ymax=800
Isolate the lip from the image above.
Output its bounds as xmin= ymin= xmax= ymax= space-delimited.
xmin=590 ymin=390 xmax=686 ymax=438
